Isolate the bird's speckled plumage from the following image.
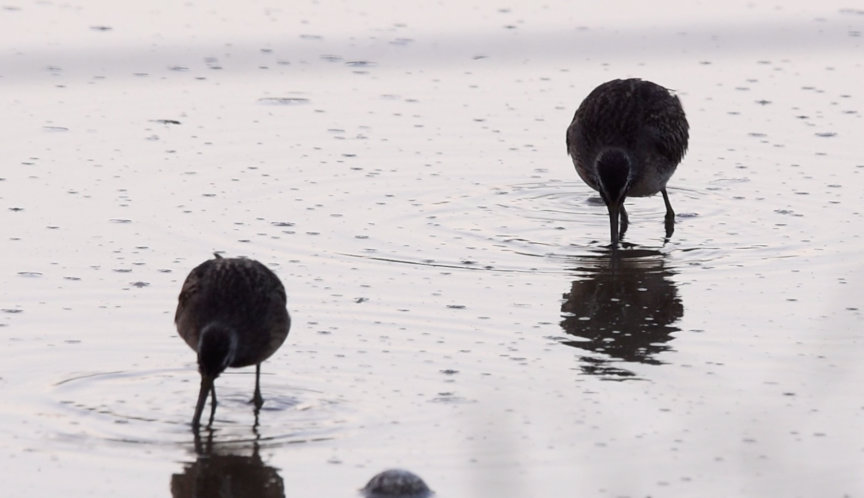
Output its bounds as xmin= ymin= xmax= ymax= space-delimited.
xmin=175 ymin=254 xmax=290 ymax=427
xmin=566 ymin=78 xmax=689 ymax=245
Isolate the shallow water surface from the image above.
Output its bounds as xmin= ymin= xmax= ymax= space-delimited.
xmin=2 ymin=1 xmax=864 ymax=496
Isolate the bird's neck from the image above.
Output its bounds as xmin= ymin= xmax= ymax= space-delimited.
xmin=197 ymin=323 xmax=238 ymax=378
xmin=596 ymin=149 xmax=631 ymax=204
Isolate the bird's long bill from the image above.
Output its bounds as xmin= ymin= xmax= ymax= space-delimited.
xmin=607 ymin=203 xmax=620 ymax=247
xmin=192 ymin=375 xmax=214 ymax=429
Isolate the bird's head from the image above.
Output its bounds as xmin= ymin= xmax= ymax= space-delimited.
xmin=595 ymin=149 xmax=632 ymax=208
xmin=197 ymin=322 xmax=238 ymax=379
xmin=192 ymin=323 xmax=238 ymax=428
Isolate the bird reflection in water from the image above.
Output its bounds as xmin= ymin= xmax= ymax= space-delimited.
xmin=559 ymin=248 xmax=683 ymax=379
xmin=170 ymin=428 xmax=285 ymax=498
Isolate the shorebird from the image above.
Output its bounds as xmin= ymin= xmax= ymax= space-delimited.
xmin=175 ymin=254 xmax=291 ymax=428
xmin=566 ymin=78 xmax=689 ymax=246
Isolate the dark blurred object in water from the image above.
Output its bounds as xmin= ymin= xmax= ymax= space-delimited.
xmin=361 ymin=468 xmax=433 ymax=498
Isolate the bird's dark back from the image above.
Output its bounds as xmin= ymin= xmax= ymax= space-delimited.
xmin=176 ymin=257 xmax=289 ymax=365
xmin=567 ymin=78 xmax=689 ymax=168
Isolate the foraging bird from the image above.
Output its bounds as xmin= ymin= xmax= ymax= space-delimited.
xmin=566 ymin=78 xmax=689 ymax=246
xmin=175 ymin=254 xmax=291 ymax=428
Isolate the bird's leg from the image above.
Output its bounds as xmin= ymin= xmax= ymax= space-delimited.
xmin=619 ymin=203 xmax=629 ymax=242
xmin=661 ymin=188 xmax=675 ymax=220
xmin=252 ymin=363 xmax=264 ymax=409
xmin=661 ymin=188 xmax=675 ymax=239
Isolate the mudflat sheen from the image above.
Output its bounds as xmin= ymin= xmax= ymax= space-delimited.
xmin=1 ymin=1 xmax=863 ymax=497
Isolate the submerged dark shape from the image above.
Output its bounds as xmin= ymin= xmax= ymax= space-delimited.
xmin=361 ymin=469 xmax=433 ymax=498
xmin=175 ymin=253 xmax=291 ymax=428
xmin=560 ymin=249 xmax=683 ymax=378
xmin=566 ymin=78 xmax=689 ymax=246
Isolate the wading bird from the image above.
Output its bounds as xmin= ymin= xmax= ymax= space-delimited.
xmin=566 ymin=78 xmax=689 ymax=246
xmin=175 ymin=254 xmax=291 ymax=428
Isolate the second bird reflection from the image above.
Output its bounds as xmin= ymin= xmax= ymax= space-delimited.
xmin=560 ymin=249 xmax=684 ymax=378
